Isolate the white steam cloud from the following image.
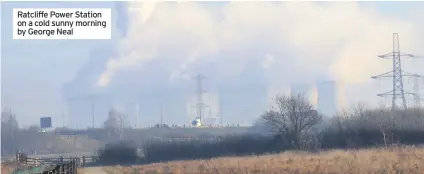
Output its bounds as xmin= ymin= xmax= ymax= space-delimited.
xmin=97 ymin=1 xmax=423 ymax=91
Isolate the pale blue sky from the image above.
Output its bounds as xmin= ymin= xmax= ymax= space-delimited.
xmin=1 ymin=1 xmax=423 ymax=128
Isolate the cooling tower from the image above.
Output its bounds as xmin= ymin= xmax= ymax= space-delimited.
xmin=317 ymin=81 xmax=338 ymax=117
xmin=217 ymin=83 xmax=268 ymax=125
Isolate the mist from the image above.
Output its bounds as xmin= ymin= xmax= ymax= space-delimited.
xmin=62 ymin=1 xmax=424 ymax=128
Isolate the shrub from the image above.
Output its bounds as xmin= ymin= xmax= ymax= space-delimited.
xmin=97 ymin=141 xmax=138 ymax=165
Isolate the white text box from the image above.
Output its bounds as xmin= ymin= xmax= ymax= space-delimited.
xmin=13 ymin=8 xmax=112 ymax=40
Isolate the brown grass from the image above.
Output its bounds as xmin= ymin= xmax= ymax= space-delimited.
xmin=1 ymin=162 xmax=17 ymax=174
xmin=102 ymin=146 xmax=424 ymax=174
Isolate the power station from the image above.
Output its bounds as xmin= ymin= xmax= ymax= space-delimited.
xmin=290 ymin=82 xmax=340 ymax=117
xmin=316 ymin=81 xmax=338 ymax=117
xmin=63 ymin=26 xmax=422 ymax=129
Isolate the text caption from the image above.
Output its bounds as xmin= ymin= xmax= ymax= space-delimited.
xmin=13 ymin=8 xmax=112 ymax=40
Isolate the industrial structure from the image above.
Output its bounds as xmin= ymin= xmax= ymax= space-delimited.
xmin=193 ymin=74 xmax=208 ymax=125
xmin=188 ymin=74 xmax=209 ymax=127
xmin=63 ymin=11 xmax=424 ymax=130
xmin=371 ymin=33 xmax=422 ymax=111
xmin=412 ymin=75 xmax=424 ymax=107
xmin=289 ymin=82 xmax=340 ymax=117
xmin=191 ymin=117 xmax=202 ymax=127
xmin=316 ymin=81 xmax=338 ymax=117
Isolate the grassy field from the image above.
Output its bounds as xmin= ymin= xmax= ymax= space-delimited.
xmin=1 ymin=162 xmax=16 ymax=174
xmin=99 ymin=146 xmax=424 ymax=174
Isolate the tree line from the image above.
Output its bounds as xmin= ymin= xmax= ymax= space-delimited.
xmin=97 ymin=94 xmax=424 ymax=165
xmin=3 ymin=94 xmax=424 ymax=163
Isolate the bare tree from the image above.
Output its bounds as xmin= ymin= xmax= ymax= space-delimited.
xmin=104 ymin=108 xmax=119 ymax=130
xmin=1 ymin=109 xmax=19 ymax=155
xmin=376 ymin=106 xmax=399 ymax=148
xmin=260 ymin=94 xmax=322 ymax=149
xmin=104 ymin=108 xmax=121 ymax=140
xmin=1 ymin=110 xmax=19 ymax=130
xmin=104 ymin=107 xmax=128 ymax=140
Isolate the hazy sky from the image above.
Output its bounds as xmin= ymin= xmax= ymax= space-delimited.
xmin=1 ymin=1 xmax=424 ymax=128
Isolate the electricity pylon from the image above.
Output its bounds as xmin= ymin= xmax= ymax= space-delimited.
xmin=371 ymin=33 xmax=419 ymax=111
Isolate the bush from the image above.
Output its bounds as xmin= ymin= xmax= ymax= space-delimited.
xmin=97 ymin=141 xmax=138 ymax=165
xmin=141 ymin=134 xmax=284 ymax=163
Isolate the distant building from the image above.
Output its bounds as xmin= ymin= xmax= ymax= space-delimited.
xmin=186 ymin=92 xmax=221 ymax=126
xmin=317 ymin=81 xmax=338 ymax=116
xmin=191 ymin=117 xmax=202 ymax=127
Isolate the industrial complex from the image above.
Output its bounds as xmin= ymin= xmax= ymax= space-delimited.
xmin=59 ymin=2 xmax=422 ymax=129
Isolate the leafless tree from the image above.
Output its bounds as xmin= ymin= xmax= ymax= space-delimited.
xmin=260 ymin=94 xmax=322 ymax=149
xmin=1 ymin=109 xmax=19 ymax=155
xmin=1 ymin=110 xmax=19 ymax=130
xmin=104 ymin=108 xmax=120 ymax=140
xmin=376 ymin=106 xmax=400 ymax=147
xmin=104 ymin=107 xmax=128 ymax=140
xmin=332 ymin=104 xmax=402 ymax=148
xmin=104 ymin=108 xmax=119 ymax=130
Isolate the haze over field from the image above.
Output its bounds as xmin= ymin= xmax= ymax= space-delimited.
xmin=1 ymin=1 xmax=424 ymax=128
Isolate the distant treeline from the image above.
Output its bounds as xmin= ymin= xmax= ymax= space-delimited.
xmin=0 ymin=119 xmax=252 ymax=156
xmin=96 ymin=105 xmax=424 ymax=165
xmin=3 ymin=95 xmax=424 ymax=165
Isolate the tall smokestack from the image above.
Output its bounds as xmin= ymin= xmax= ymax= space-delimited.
xmin=317 ymin=81 xmax=337 ymax=117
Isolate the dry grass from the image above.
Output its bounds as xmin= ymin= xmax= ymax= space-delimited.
xmin=102 ymin=146 xmax=424 ymax=174
xmin=1 ymin=162 xmax=17 ymax=174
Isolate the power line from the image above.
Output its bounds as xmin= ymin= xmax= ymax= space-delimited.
xmin=371 ymin=33 xmax=420 ymax=111
xmin=135 ymin=103 xmax=139 ymax=128
xmin=191 ymin=74 xmax=208 ymax=123
xmin=160 ymin=99 xmax=163 ymax=128
xmin=126 ymin=101 xmax=139 ymax=128
xmin=412 ymin=75 xmax=424 ymax=107
xmin=61 ymin=105 xmax=65 ymax=128
xmin=220 ymin=106 xmax=223 ymax=125
xmin=91 ymin=101 xmax=95 ymax=129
